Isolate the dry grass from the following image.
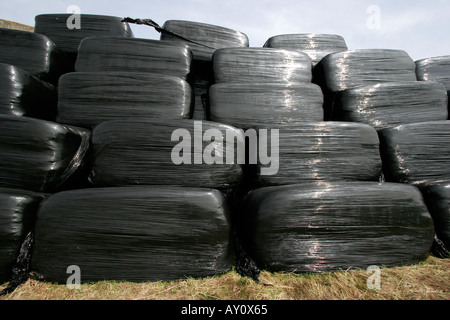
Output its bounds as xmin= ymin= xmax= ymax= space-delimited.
xmin=1 ymin=256 xmax=448 ymax=300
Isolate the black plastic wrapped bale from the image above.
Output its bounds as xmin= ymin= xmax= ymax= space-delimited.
xmin=254 ymin=122 xmax=382 ymax=187
xmin=317 ymin=49 xmax=417 ymax=93
xmin=416 ymin=56 xmax=450 ymax=118
xmin=90 ymin=119 xmax=244 ymax=190
xmin=332 ymin=81 xmax=448 ymax=130
xmin=239 ymin=182 xmax=435 ymax=274
xmin=75 ymin=37 xmax=193 ymax=81
xmin=32 ymin=186 xmax=232 ymax=283
xmin=212 ymin=47 xmax=312 ymax=84
xmin=420 ymin=182 xmax=450 ymax=250
xmin=263 ymin=33 xmax=348 ymax=66
xmin=415 ymin=56 xmax=450 ymax=90
xmin=0 ymin=188 xmax=47 ymax=284
xmin=0 ymin=63 xmax=57 ymax=121
xmin=0 ymin=115 xmax=91 ymax=193
xmin=57 ymin=72 xmax=193 ymax=128
xmin=160 ymin=20 xmax=249 ymax=62
xmin=379 ymin=121 xmax=450 ymax=186
xmin=208 ymin=82 xmax=324 ymax=129
xmin=0 ymin=28 xmax=71 ymax=84
xmin=34 ymin=14 xmax=134 ymax=68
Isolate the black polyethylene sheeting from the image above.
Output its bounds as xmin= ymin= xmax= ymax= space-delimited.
xmin=90 ymin=119 xmax=244 ymax=190
xmin=32 ymin=186 xmax=232 ymax=283
xmin=254 ymin=122 xmax=382 ymax=187
xmin=379 ymin=121 xmax=450 ymax=186
xmin=75 ymin=37 xmax=193 ymax=81
xmin=34 ymin=14 xmax=134 ymax=54
xmin=318 ymin=49 xmax=417 ymax=93
xmin=208 ymin=82 xmax=324 ymax=129
xmin=332 ymin=81 xmax=448 ymax=130
xmin=161 ymin=20 xmax=249 ymax=62
xmin=415 ymin=55 xmax=450 ymax=90
xmin=212 ymin=47 xmax=313 ymax=84
xmin=0 ymin=63 xmax=57 ymax=121
xmin=239 ymin=182 xmax=434 ymax=273
xmin=421 ymin=182 xmax=450 ymax=249
xmin=0 ymin=115 xmax=91 ymax=193
xmin=0 ymin=28 xmax=70 ymax=84
xmin=263 ymin=33 xmax=348 ymax=66
xmin=57 ymin=72 xmax=193 ymax=128
xmin=0 ymin=188 xmax=47 ymax=283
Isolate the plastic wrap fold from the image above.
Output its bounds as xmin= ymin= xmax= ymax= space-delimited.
xmin=254 ymin=122 xmax=382 ymax=187
xmin=32 ymin=186 xmax=232 ymax=283
xmin=263 ymin=33 xmax=348 ymax=66
xmin=0 ymin=28 xmax=70 ymax=84
xmin=212 ymin=47 xmax=312 ymax=84
xmin=75 ymin=37 xmax=193 ymax=81
xmin=0 ymin=115 xmax=91 ymax=193
xmin=208 ymin=82 xmax=324 ymax=129
xmin=0 ymin=63 xmax=57 ymax=121
xmin=420 ymin=181 xmax=450 ymax=249
xmin=90 ymin=119 xmax=244 ymax=190
xmin=0 ymin=188 xmax=47 ymax=283
xmin=332 ymin=81 xmax=448 ymax=130
xmin=160 ymin=20 xmax=249 ymax=62
xmin=379 ymin=121 xmax=450 ymax=186
xmin=239 ymin=182 xmax=434 ymax=274
xmin=57 ymin=72 xmax=193 ymax=128
xmin=34 ymin=14 xmax=134 ymax=67
xmin=317 ymin=49 xmax=417 ymax=93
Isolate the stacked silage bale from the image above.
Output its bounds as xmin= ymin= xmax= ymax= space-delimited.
xmin=0 ymin=25 xmax=95 ymax=290
xmin=31 ymin=19 xmax=252 ymax=284
xmin=160 ymin=20 xmax=249 ymax=120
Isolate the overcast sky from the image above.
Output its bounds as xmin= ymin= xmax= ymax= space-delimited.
xmin=2 ymin=0 xmax=449 ymax=61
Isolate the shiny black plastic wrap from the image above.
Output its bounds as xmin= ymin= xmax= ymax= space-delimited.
xmin=0 ymin=28 xmax=70 ymax=84
xmin=239 ymin=182 xmax=434 ymax=274
xmin=90 ymin=119 xmax=244 ymax=190
xmin=0 ymin=115 xmax=91 ymax=193
xmin=263 ymin=33 xmax=348 ymax=66
xmin=420 ymin=181 xmax=450 ymax=249
xmin=332 ymin=81 xmax=448 ymax=130
xmin=379 ymin=121 xmax=450 ymax=186
xmin=34 ymin=14 xmax=134 ymax=68
xmin=253 ymin=122 xmax=382 ymax=187
xmin=75 ymin=37 xmax=193 ymax=81
xmin=0 ymin=63 xmax=57 ymax=121
xmin=212 ymin=47 xmax=312 ymax=84
xmin=160 ymin=20 xmax=249 ymax=62
xmin=32 ymin=186 xmax=232 ymax=283
xmin=0 ymin=188 xmax=47 ymax=284
xmin=415 ymin=55 xmax=450 ymax=118
xmin=415 ymin=55 xmax=450 ymax=90
xmin=317 ymin=49 xmax=417 ymax=93
xmin=208 ymin=82 xmax=324 ymax=129
xmin=57 ymin=72 xmax=193 ymax=128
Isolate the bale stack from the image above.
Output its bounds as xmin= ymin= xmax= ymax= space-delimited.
xmin=204 ymin=35 xmax=437 ymax=276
